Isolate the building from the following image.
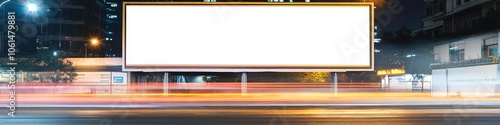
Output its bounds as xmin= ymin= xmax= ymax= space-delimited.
xmin=0 ymin=0 xmax=106 ymax=57
xmin=418 ymin=0 xmax=500 ymax=38
xmin=104 ymin=0 xmax=122 ymax=57
xmin=417 ymin=0 xmax=500 ymax=97
xmin=431 ymin=31 xmax=499 ymax=97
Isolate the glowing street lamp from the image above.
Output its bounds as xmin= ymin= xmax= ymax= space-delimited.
xmin=85 ymin=38 xmax=101 ymax=58
xmin=27 ymin=3 xmax=37 ymax=12
xmin=91 ymin=39 xmax=99 ymax=45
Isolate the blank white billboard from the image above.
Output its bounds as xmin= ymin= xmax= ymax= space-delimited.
xmin=123 ymin=2 xmax=374 ymax=72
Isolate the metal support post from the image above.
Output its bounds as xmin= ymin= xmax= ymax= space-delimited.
xmin=241 ymin=72 xmax=247 ymax=96
xmin=331 ymin=72 xmax=338 ymax=97
xmin=164 ymin=72 xmax=169 ymax=96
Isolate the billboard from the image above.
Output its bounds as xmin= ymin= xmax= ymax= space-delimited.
xmin=123 ymin=2 xmax=374 ymax=72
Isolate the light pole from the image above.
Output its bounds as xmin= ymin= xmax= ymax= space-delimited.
xmin=85 ymin=38 xmax=101 ymax=58
xmin=26 ymin=2 xmax=49 ymax=50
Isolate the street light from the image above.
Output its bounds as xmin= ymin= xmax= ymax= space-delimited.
xmin=26 ymin=2 xmax=47 ymax=50
xmin=28 ymin=3 xmax=37 ymax=12
xmin=85 ymin=38 xmax=101 ymax=58
xmin=91 ymin=39 xmax=98 ymax=45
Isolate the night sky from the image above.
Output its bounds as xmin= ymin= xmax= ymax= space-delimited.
xmin=375 ymin=0 xmax=424 ymax=33
xmin=123 ymin=0 xmax=425 ymax=33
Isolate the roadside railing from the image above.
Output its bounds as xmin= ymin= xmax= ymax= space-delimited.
xmin=431 ymin=57 xmax=498 ymax=69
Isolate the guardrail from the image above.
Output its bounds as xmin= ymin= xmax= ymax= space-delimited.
xmin=431 ymin=57 xmax=498 ymax=69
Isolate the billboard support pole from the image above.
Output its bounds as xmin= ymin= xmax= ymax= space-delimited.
xmin=164 ymin=72 xmax=169 ymax=96
xmin=241 ymin=72 xmax=247 ymax=96
xmin=445 ymin=69 xmax=448 ymax=97
xmin=385 ymin=75 xmax=389 ymax=90
xmin=331 ymin=72 xmax=338 ymax=97
xmin=127 ymin=71 xmax=131 ymax=94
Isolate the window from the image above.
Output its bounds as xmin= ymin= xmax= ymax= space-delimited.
xmin=450 ymin=49 xmax=465 ymax=61
xmin=432 ymin=0 xmax=439 ymax=13
xmin=456 ymin=0 xmax=462 ymax=6
xmin=425 ymin=6 xmax=433 ymax=16
xmin=108 ymin=15 xmax=117 ymax=19
xmin=453 ymin=9 xmax=483 ymax=32
xmin=482 ymin=37 xmax=499 ymax=58
xmin=107 ymin=2 xmax=118 ymax=7
xmin=62 ymin=9 xmax=84 ymax=21
xmin=439 ymin=0 xmax=446 ymax=12
xmin=450 ymin=43 xmax=466 ymax=61
xmin=424 ymin=0 xmax=446 ymax=17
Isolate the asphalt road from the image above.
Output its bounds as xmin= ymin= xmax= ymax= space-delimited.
xmin=2 ymin=106 xmax=500 ymax=125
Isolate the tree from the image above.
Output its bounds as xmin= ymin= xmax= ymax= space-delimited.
xmin=380 ymin=27 xmax=412 ymax=45
xmin=248 ymin=72 xmax=330 ymax=83
xmin=394 ymin=27 xmax=412 ymax=43
xmin=294 ymin=72 xmax=330 ymax=83
xmin=376 ymin=30 xmax=408 ymax=70
xmin=404 ymin=39 xmax=433 ymax=91
xmin=202 ymin=72 xmax=331 ymax=83
xmin=378 ymin=26 xmax=434 ymax=91
xmin=18 ymin=50 xmax=78 ymax=83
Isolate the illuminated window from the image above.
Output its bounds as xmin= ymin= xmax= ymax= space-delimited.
xmin=482 ymin=37 xmax=498 ymax=58
xmin=450 ymin=42 xmax=465 ymax=61
xmin=109 ymin=15 xmax=117 ymax=19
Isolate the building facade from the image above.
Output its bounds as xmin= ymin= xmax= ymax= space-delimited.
xmin=104 ymin=0 xmax=122 ymax=57
xmin=420 ymin=0 xmax=500 ymax=97
xmin=431 ymin=31 xmax=499 ymax=97
xmin=0 ymin=0 xmax=106 ymax=57
xmin=419 ymin=0 xmax=499 ymax=38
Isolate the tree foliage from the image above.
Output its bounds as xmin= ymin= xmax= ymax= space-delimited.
xmin=337 ymin=72 xmax=380 ymax=83
xmin=202 ymin=72 xmax=331 ymax=83
xmin=381 ymin=27 xmax=412 ymax=45
xmin=377 ymin=26 xmax=434 ymax=89
xmin=249 ymin=72 xmax=331 ymax=83
xmin=376 ymin=27 xmax=415 ymax=71
xmin=18 ymin=50 xmax=78 ymax=83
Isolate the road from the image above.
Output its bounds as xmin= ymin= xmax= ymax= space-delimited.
xmin=1 ymin=90 xmax=500 ymax=125
xmin=2 ymin=106 xmax=500 ymax=125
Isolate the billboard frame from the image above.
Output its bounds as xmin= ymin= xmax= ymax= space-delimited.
xmin=122 ymin=2 xmax=374 ymax=72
